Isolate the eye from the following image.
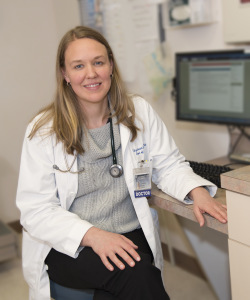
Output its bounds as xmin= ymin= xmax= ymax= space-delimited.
xmin=75 ymin=64 xmax=83 ymax=69
xmin=95 ymin=61 xmax=104 ymax=66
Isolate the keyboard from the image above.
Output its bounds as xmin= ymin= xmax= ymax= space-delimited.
xmin=187 ymin=160 xmax=233 ymax=188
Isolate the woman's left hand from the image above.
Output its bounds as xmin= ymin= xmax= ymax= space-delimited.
xmin=189 ymin=187 xmax=227 ymax=227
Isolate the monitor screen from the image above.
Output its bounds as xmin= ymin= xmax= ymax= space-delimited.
xmin=175 ymin=50 xmax=250 ymax=126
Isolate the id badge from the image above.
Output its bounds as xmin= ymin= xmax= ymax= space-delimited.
xmin=133 ymin=160 xmax=152 ymax=198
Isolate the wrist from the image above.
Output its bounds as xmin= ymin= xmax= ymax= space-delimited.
xmin=188 ymin=186 xmax=207 ymax=200
xmin=81 ymin=226 xmax=100 ymax=247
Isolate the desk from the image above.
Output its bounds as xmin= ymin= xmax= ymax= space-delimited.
xmin=149 ymin=156 xmax=246 ymax=235
xmin=149 ymin=184 xmax=227 ymax=235
xmin=149 ymin=160 xmax=250 ymax=300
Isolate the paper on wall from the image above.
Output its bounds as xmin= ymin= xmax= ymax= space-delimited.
xmin=102 ymin=0 xmax=136 ymax=82
xmin=130 ymin=1 xmax=159 ymax=41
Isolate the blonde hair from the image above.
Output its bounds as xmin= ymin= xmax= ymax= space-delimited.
xmin=29 ymin=26 xmax=139 ymax=155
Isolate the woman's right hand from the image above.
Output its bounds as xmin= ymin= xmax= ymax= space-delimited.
xmin=81 ymin=227 xmax=141 ymax=271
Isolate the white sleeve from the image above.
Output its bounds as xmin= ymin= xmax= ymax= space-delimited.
xmin=16 ymin=124 xmax=93 ymax=258
xmin=142 ymin=100 xmax=217 ymax=202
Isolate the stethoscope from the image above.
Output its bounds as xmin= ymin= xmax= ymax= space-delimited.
xmin=108 ymin=116 xmax=123 ymax=178
xmin=53 ymin=116 xmax=123 ymax=178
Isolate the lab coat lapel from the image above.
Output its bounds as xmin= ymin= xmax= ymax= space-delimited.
xmin=120 ymin=123 xmax=131 ymax=157
xmin=54 ymin=142 xmax=78 ymax=210
xmin=120 ymin=123 xmax=134 ymax=184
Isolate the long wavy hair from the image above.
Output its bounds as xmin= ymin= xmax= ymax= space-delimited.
xmin=29 ymin=26 xmax=139 ymax=155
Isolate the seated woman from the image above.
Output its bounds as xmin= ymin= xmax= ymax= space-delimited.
xmin=16 ymin=26 xmax=227 ymax=300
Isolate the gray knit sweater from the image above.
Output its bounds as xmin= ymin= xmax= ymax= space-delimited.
xmin=69 ymin=119 xmax=140 ymax=234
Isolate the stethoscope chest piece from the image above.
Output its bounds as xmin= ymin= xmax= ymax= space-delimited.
xmin=110 ymin=164 xmax=123 ymax=178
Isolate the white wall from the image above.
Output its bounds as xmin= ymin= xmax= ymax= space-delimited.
xmin=0 ymin=0 xmax=80 ymax=223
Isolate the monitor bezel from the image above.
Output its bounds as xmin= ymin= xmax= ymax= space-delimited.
xmin=175 ymin=49 xmax=250 ymax=127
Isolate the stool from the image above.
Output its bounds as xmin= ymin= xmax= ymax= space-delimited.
xmin=50 ymin=280 xmax=94 ymax=300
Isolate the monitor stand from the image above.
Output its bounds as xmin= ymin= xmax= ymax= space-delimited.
xmin=229 ymin=153 xmax=250 ymax=164
xmin=228 ymin=126 xmax=250 ymax=164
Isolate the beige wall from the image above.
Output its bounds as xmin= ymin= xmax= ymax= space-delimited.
xmin=144 ymin=1 xmax=238 ymax=163
xmin=0 ymin=0 xmax=80 ymax=223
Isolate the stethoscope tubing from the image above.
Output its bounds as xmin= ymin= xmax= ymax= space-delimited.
xmin=53 ymin=116 xmax=123 ymax=177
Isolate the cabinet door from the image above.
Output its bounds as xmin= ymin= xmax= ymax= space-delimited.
xmin=227 ymin=190 xmax=250 ymax=246
xmin=222 ymin=0 xmax=250 ymax=43
xmin=228 ymin=239 xmax=250 ymax=299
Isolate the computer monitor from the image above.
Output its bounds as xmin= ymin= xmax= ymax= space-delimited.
xmin=175 ymin=50 xmax=250 ymax=127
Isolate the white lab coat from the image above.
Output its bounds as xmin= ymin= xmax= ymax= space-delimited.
xmin=16 ymin=96 xmax=216 ymax=300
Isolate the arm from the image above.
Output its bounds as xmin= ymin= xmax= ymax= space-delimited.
xmin=138 ymin=98 xmax=227 ymax=224
xmin=16 ymin=123 xmax=93 ymax=257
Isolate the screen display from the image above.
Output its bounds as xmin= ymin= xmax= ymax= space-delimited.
xmin=176 ymin=50 xmax=250 ymax=126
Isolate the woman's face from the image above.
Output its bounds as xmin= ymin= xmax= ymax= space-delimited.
xmin=63 ymin=38 xmax=113 ymax=108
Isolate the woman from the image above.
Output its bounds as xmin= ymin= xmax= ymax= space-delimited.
xmin=16 ymin=26 xmax=227 ymax=300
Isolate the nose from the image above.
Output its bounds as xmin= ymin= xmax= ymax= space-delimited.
xmin=86 ymin=64 xmax=97 ymax=79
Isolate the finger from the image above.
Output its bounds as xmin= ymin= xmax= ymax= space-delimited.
xmin=214 ymin=206 xmax=228 ymax=222
xmin=206 ymin=206 xmax=227 ymax=223
xmin=116 ymin=248 xmax=136 ymax=267
xmin=121 ymin=243 xmax=141 ymax=262
xmin=211 ymin=211 xmax=227 ymax=223
xmin=121 ymin=236 xmax=138 ymax=249
xmin=109 ymin=252 xmax=126 ymax=270
xmin=100 ymin=254 xmax=114 ymax=272
xmin=120 ymin=236 xmax=140 ymax=262
xmin=216 ymin=205 xmax=228 ymax=218
xmin=193 ymin=207 xmax=205 ymax=227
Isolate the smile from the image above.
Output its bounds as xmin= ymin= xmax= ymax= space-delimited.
xmin=84 ymin=83 xmax=101 ymax=88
